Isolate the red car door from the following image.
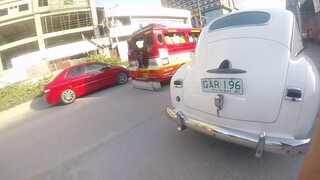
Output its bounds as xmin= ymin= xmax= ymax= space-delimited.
xmin=84 ymin=63 xmax=115 ymax=90
xmin=65 ymin=65 xmax=91 ymax=96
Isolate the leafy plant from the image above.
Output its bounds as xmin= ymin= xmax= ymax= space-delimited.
xmin=0 ymin=74 xmax=54 ymax=111
xmin=86 ymin=53 xmax=129 ymax=67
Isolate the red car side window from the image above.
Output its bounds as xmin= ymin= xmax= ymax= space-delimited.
xmin=66 ymin=66 xmax=85 ymax=78
xmin=85 ymin=63 xmax=108 ymax=73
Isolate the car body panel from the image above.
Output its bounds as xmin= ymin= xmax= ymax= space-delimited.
xmin=166 ymin=8 xmax=320 ymax=156
xmin=44 ymin=62 xmax=130 ymax=104
xmin=83 ymin=63 xmax=115 ymax=90
xmin=183 ymin=38 xmax=289 ymax=123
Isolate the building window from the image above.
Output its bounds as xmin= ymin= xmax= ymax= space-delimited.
xmin=0 ymin=8 xmax=8 ymax=16
xmin=39 ymin=0 xmax=48 ymax=7
xmin=41 ymin=11 xmax=92 ymax=34
xmin=19 ymin=4 xmax=29 ymax=12
xmin=64 ymin=0 xmax=73 ymax=5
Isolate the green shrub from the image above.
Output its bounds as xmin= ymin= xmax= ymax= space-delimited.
xmin=86 ymin=53 xmax=129 ymax=67
xmin=0 ymin=74 xmax=54 ymax=112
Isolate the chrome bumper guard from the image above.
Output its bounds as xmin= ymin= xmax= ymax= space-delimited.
xmin=166 ymin=107 xmax=310 ymax=158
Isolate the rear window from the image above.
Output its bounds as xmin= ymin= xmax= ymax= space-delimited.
xmin=209 ymin=11 xmax=271 ymax=31
xmin=164 ymin=32 xmax=186 ymax=44
xmin=85 ymin=63 xmax=107 ymax=72
xmin=188 ymin=32 xmax=200 ymax=43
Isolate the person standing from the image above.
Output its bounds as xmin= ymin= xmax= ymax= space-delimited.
xmin=302 ymin=31 xmax=308 ymax=46
xmin=308 ymin=29 xmax=314 ymax=45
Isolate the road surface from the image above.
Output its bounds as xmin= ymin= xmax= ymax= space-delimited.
xmin=0 ymin=81 xmax=304 ymax=180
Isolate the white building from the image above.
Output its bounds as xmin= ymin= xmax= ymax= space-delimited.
xmin=0 ymin=0 xmax=104 ymax=72
xmin=105 ymin=6 xmax=192 ymax=60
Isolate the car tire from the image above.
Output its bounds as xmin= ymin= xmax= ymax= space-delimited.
xmin=60 ymin=89 xmax=76 ymax=104
xmin=116 ymin=72 xmax=128 ymax=85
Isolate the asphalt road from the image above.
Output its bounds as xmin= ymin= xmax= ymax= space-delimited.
xmin=0 ymin=80 xmax=304 ymax=180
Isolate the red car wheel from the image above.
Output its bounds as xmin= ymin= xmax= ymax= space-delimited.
xmin=116 ymin=72 xmax=128 ymax=85
xmin=60 ymin=89 xmax=76 ymax=104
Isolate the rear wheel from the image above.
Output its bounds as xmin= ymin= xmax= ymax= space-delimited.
xmin=116 ymin=72 xmax=128 ymax=85
xmin=61 ymin=89 xmax=76 ymax=104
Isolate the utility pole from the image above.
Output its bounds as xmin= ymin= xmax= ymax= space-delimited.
xmin=89 ymin=0 xmax=100 ymax=38
xmin=107 ymin=4 xmax=119 ymax=46
xmin=296 ymin=0 xmax=302 ymax=32
xmin=196 ymin=0 xmax=202 ymax=28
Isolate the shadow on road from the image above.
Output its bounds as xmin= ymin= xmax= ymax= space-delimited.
xmin=29 ymin=79 xmax=171 ymax=111
xmin=30 ymin=96 xmax=55 ymax=111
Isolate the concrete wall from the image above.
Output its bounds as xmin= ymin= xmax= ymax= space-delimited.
xmin=0 ymin=0 xmax=33 ymax=22
xmin=0 ymin=0 xmax=97 ymax=71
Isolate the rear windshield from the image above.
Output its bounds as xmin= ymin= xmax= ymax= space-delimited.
xmin=209 ymin=11 xmax=271 ymax=31
xmin=164 ymin=32 xmax=186 ymax=44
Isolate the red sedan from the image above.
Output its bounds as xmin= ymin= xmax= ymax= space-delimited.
xmin=44 ymin=61 xmax=130 ymax=104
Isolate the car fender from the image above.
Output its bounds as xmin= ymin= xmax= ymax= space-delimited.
xmin=294 ymin=55 xmax=320 ymax=138
xmin=170 ymin=63 xmax=190 ymax=108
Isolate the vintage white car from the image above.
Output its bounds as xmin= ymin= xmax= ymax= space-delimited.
xmin=166 ymin=8 xmax=320 ymax=158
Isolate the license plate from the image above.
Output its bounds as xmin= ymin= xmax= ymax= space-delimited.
xmin=201 ymin=78 xmax=243 ymax=94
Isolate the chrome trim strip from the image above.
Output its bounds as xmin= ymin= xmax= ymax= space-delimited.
xmin=206 ymin=68 xmax=247 ymax=74
xmin=285 ymin=87 xmax=302 ymax=102
xmin=165 ymin=107 xmax=309 ymax=156
xmin=173 ymin=79 xmax=183 ymax=88
xmin=295 ymin=48 xmax=304 ymax=57
xmin=284 ymin=97 xmax=303 ymax=102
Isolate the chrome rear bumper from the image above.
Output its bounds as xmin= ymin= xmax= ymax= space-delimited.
xmin=166 ymin=107 xmax=310 ymax=158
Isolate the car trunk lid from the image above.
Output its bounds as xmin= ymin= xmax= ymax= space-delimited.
xmin=183 ymin=38 xmax=289 ymax=123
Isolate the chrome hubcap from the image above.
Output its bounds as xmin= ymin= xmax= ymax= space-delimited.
xmin=63 ymin=90 xmax=74 ymax=102
xmin=118 ymin=73 xmax=127 ymax=83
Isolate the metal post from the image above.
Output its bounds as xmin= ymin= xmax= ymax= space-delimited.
xmin=296 ymin=0 xmax=302 ymax=32
xmin=196 ymin=0 xmax=202 ymax=28
xmin=89 ymin=0 xmax=100 ymax=38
